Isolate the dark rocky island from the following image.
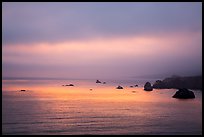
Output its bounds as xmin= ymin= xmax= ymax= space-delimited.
xmin=172 ymin=88 xmax=195 ymax=99
xmin=96 ymin=80 xmax=102 ymax=83
xmin=135 ymin=85 xmax=138 ymax=87
xmin=153 ymin=76 xmax=202 ymax=90
xmin=116 ymin=85 xmax=123 ymax=89
xmin=144 ymin=82 xmax=153 ymax=91
xmin=65 ymin=84 xmax=74 ymax=86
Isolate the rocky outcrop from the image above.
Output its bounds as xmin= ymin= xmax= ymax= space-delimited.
xmin=172 ymin=88 xmax=195 ymax=99
xmin=65 ymin=84 xmax=74 ymax=86
xmin=130 ymin=85 xmax=138 ymax=88
xmin=116 ymin=85 xmax=123 ymax=89
xmin=134 ymin=85 xmax=138 ymax=87
xmin=144 ymin=82 xmax=153 ymax=91
xmin=96 ymin=80 xmax=101 ymax=83
xmin=153 ymin=76 xmax=202 ymax=90
xmin=152 ymin=80 xmax=166 ymax=89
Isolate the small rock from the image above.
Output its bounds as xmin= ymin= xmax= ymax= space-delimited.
xmin=65 ymin=84 xmax=74 ymax=86
xmin=96 ymin=80 xmax=101 ymax=83
xmin=116 ymin=85 xmax=123 ymax=89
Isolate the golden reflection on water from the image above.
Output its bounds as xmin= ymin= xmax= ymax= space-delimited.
xmin=2 ymin=79 xmax=178 ymax=103
xmin=2 ymin=79 xmax=202 ymax=105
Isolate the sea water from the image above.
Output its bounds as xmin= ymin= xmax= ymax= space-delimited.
xmin=2 ymin=79 xmax=202 ymax=135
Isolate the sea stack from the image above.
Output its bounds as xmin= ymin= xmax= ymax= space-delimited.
xmin=172 ymin=88 xmax=195 ymax=99
xmin=144 ymin=82 xmax=153 ymax=91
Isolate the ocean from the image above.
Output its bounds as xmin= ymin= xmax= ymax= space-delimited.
xmin=2 ymin=78 xmax=202 ymax=135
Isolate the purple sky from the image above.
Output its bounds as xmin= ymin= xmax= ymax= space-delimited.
xmin=2 ymin=2 xmax=202 ymax=79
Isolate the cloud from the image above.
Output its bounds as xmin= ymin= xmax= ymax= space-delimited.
xmin=3 ymin=30 xmax=202 ymax=78
xmin=2 ymin=2 xmax=202 ymax=79
xmin=2 ymin=2 xmax=202 ymax=45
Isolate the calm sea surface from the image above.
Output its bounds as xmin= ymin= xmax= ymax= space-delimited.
xmin=2 ymin=79 xmax=202 ymax=135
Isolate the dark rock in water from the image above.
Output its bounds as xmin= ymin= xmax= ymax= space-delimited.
xmin=116 ymin=85 xmax=123 ymax=89
xmin=90 ymin=89 xmax=93 ymax=91
xmin=65 ymin=84 xmax=74 ymax=86
xmin=103 ymin=82 xmax=106 ymax=84
xmin=172 ymin=88 xmax=195 ymax=99
xmin=135 ymin=85 xmax=138 ymax=87
xmin=144 ymin=82 xmax=153 ymax=91
xmin=130 ymin=86 xmax=133 ymax=88
xmin=20 ymin=90 xmax=26 ymax=91
xmin=96 ymin=80 xmax=101 ymax=83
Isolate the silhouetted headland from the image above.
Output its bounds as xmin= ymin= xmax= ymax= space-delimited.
xmin=153 ymin=75 xmax=202 ymax=90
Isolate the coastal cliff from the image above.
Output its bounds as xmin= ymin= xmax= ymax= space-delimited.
xmin=153 ymin=76 xmax=202 ymax=90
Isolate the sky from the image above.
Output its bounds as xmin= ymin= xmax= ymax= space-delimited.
xmin=2 ymin=2 xmax=202 ymax=79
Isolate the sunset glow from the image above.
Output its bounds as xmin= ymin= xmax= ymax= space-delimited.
xmin=2 ymin=2 xmax=202 ymax=79
xmin=2 ymin=2 xmax=202 ymax=135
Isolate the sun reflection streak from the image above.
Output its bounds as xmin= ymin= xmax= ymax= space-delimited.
xmin=2 ymin=79 xmax=181 ymax=103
